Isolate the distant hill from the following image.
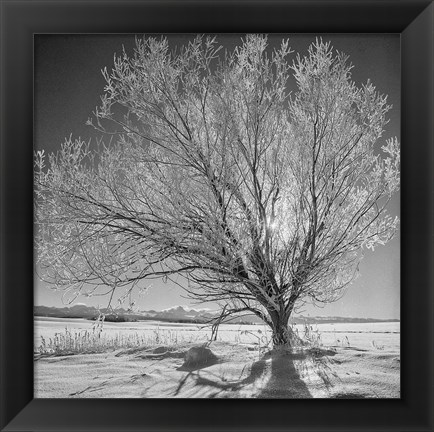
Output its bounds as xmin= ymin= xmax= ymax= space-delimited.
xmin=33 ymin=304 xmax=144 ymax=322
xmin=34 ymin=305 xmax=399 ymax=325
xmin=290 ymin=316 xmax=399 ymax=324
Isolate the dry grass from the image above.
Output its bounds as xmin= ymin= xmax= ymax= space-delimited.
xmin=35 ymin=326 xmax=207 ymax=357
xmin=35 ymin=322 xmax=353 ymax=358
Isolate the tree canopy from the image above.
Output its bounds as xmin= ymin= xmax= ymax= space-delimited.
xmin=35 ymin=35 xmax=400 ymax=345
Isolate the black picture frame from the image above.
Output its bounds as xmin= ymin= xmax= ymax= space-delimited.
xmin=1 ymin=1 xmax=432 ymax=431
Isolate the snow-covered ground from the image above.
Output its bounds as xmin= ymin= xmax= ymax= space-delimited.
xmin=34 ymin=317 xmax=400 ymax=398
xmin=34 ymin=317 xmax=399 ymax=349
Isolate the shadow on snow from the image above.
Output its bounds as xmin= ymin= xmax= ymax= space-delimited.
xmin=172 ymin=348 xmax=316 ymax=398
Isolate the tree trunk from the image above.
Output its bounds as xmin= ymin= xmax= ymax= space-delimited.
xmin=270 ymin=311 xmax=291 ymax=347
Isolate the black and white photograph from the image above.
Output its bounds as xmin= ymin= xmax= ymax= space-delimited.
xmin=34 ymin=33 xmax=400 ymax=399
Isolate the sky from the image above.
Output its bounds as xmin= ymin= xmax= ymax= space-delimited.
xmin=34 ymin=34 xmax=400 ymax=319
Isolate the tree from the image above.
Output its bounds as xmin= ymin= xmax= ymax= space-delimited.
xmin=35 ymin=35 xmax=400 ymax=346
